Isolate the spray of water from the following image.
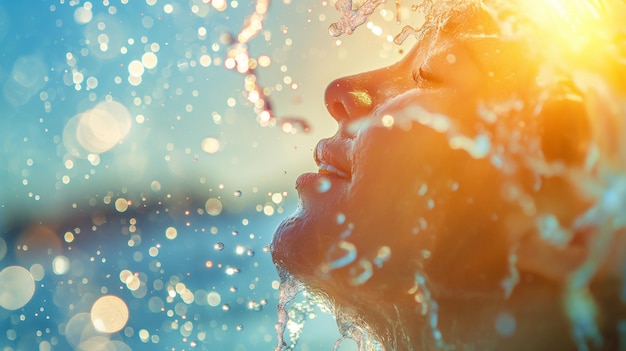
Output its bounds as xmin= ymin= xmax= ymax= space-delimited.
xmin=333 ymin=312 xmax=385 ymax=351
xmin=274 ymin=270 xmax=304 ymax=351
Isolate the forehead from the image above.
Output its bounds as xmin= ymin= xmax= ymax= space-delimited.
xmin=416 ymin=15 xmax=536 ymax=97
xmin=423 ymin=8 xmax=527 ymax=62
xmin=409 ymin=6 xmax=501 ymax=55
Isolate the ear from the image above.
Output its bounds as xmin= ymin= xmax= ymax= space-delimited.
xmin=538 ymin=83 xmax=590 ymax=166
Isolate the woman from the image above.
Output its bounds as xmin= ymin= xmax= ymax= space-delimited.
xmin=272 ymin=1 xmax=626 ymax=350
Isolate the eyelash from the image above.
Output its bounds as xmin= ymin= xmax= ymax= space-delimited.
xmin=413 ymin=67 xmax=433 ymax=85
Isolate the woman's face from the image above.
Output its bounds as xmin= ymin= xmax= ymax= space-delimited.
xmin=272 ymin=12 xmax=586 ymax=322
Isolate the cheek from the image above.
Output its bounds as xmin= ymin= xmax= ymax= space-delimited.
xmin=375 ymin=89 xmax=448 ymax=119
xmin=351 ymin=123 xmax=454 ymax=194
xmin=346 ymin=125 xmax=453 ymax=247
xmin=346 ymin=122 xmax=516 ymax=282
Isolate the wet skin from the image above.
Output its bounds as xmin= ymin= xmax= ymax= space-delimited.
xmin=271 ymin=12 xmax=620 ymax=351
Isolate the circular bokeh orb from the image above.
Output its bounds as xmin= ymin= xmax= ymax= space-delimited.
xmin=90 ymin=295 xmax=130 ymax=333
xmin=0 ymin=266 xmax=36 ymax=310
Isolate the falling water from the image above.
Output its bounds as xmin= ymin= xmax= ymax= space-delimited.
xmin=274 ymin=271 xmax=305 ymax=351
xmin=333 ymin=312 xmax=384 ymax=351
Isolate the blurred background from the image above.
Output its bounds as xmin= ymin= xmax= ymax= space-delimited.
xmin=0 ymin=0 xmax=410 ymax=350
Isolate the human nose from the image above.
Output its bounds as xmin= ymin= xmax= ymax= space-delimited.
xmin=324 ymin=66 xmax=398 ymax=123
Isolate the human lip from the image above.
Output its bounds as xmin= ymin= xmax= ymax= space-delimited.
xmin=314 ymin=139 xmax=352 ymax=180
xmin=318 ymin=163 xmax=349 ymax=178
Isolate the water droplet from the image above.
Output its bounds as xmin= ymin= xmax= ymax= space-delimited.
xmin=231 ymin=230 xmax=239 ymax=236
xmin=427 ymin=198 xmax=435 ymax=209
xmin=234 ymin=190 xmax=242 ymax=197
xmin=165 ymin=226 xmax=178 ymax=240
xmin=336 ymin=212 xmax=346 ymax=224
xmin=205 ymin=198 xmax=223 ymax=216
xmin=349 ymin=259 xmax=373 ymax=285
xmin=225 ymin=267 xmax=240 ymax=275
xmin=326 ymin=240 xmax=357 ymax=271
xmin=207 ymin=292 xmax=221 ymax=307
xmin=236 ymin=324 xmax=244 ymax=331
xmin=495 ymin=312 xmax=516 ymax=337
xmin=536 ymin=213 xmax=570 ymax=246
xmin=373 ymin=246 xmax=391 ymax=268
xmin=247 ymin=300 xmax=262 ymax=311
xmin=317 ymin=178 xmax=331 ymax=193
xmin=235 ymin=245 xmax=245 ymax=255
xmin=418 ymin=183 xmax=428 ymax=196
xmin=214 ymin=242 xmax=224 ymax=251
xmin=418 ymin=217 xmax=428 ymax=230
xmin=449 ymin=133 xmax=491 ymax=159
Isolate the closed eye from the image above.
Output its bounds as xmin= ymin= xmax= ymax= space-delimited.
xmin=413 ymin=67 xmax=437 ymax=86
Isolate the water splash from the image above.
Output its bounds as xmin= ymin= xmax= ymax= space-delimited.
xmin=373 ymin=245 xmax=391 ymax=268
xmin=563 ymin=175 xmax=626 ymax=348
xmin=536 ymin=213 xmax=572 ymax=247
xmin=501 ymin=247 xmax=519 ymax=299
xmin=393 ymin=25 xmax=420 ymax=45
xmin=280 ymin=117 xmax=312 ymax=134
xmin=328 ymin=0 xmax=386 ymax=36
xmin=325 ymin=240 xmax=358 ymax=271
xmin=237 ymin=0 xmax=270 ymax=44
xmin=333 ymin=312 xmax=385 ymax=351
xmin=323 ymin=0 xmax=474 ymax=45
xmin=274 ymin=272 xmax=304 ymax=351
xmin=408 ymin=272 xmax=444 ymax=348
xmin=222 ymin=0 xmax=310 ymax=133
xmin=349 ymin=259 xmax=374 ymax=285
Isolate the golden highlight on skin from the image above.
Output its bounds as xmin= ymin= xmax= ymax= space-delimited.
xmin=348 ymin=91 xmax=373 ymax=108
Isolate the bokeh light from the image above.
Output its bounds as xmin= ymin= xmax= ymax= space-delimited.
xmin=90 ymin=295 xmax=130 ymax=333
xmin=0 ymin=266 xmax=36 ymax=310
xmin=0 ymin=0 xmax=393 ymax=349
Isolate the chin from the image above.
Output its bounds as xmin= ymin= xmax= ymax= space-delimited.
xmin=272 ymin=180 xmax=350 ymax=281
xmin=271 ymin=209 xmax=318 ymax=280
